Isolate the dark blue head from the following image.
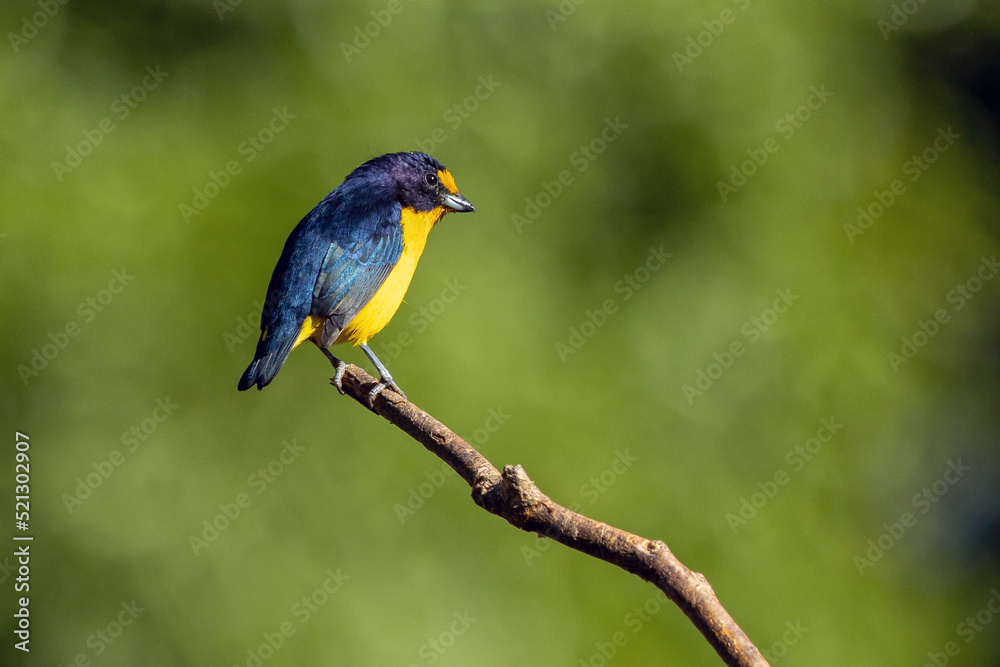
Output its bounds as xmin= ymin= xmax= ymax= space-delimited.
xmin=345 ymin=152 xmax=474 ymax=214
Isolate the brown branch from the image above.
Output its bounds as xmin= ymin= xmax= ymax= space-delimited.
xmin=329 ymin=359 xmax=769 ymax=667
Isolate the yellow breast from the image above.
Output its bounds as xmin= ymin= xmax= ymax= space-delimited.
xmin=334 ymin=206 xmax=444 ymax=346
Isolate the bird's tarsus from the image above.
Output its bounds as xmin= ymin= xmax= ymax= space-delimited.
xmin=360 ymin=343 xmax=406 ymax=407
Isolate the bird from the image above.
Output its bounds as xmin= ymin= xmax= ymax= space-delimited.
xmin=237 ymin=151 xmax=475 ymax=405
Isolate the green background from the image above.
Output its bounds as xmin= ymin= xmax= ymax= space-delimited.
xmin=2 ymin=0 xmax=999 ymax=665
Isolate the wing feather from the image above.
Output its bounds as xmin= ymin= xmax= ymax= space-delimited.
xmin=311 ymin=202 xmax=403 ymax=340
xmin=237 ymin=195 xmax=403 ymax=390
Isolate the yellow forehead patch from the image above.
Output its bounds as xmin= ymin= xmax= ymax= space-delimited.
xmin=438 ymin=169 xmax=459 ymax=194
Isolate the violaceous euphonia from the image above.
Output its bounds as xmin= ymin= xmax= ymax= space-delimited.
xmin=237 ymin=151 xmax=474 ymax=404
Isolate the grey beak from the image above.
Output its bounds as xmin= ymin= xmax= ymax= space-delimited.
xmin=442 ymin=192 xmax=475 ymax=213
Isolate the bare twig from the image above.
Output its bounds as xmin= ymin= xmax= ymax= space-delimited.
xmin=327 ymin=357 xmax=769 ymax=667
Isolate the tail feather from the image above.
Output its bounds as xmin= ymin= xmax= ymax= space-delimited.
xmin=238 ymin=360 xmax=262 ymax=391
xmin=237 ymin=327 xmax=298 ymax=391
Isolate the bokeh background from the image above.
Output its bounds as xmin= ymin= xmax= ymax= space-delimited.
xmin=2 ymin=0 xmax=999 ymax=665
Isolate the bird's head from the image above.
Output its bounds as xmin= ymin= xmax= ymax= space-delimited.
xmin=356 ymin=152 xmax=475 ymax=215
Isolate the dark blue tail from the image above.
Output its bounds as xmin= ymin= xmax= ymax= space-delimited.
xmin=237 ymin=316 xmax=300 ymax=391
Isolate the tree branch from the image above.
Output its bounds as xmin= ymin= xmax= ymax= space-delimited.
xmin=328 ymin=358 xmax=769 ymax=667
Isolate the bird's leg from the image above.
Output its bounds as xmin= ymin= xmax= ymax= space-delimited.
xmin=316 ymin=343 xmax=347 ymax=395
xmin=360 ymin=343 xmax=407 ymax=407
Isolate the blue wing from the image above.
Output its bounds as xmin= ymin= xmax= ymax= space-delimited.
xmin=311 ymin=201 xmax=403 ymax=340
xmin=238 ymin=194 xmax=403 ymax=390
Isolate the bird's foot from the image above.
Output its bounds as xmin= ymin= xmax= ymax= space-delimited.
xmin=368 ymin=377 xmax=406 ymax=408
xmin=330 ymin=358 xmax=347 ymax=395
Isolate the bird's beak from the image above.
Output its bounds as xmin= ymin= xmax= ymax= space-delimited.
xmin=442 ymin=192 xmax=475 ymax=213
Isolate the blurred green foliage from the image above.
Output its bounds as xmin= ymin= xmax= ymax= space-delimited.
xmin=2 ymin=0 xmax=1000 ymax=665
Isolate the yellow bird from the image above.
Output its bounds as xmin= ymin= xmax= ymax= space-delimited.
xmin=238 ymin=151 xmax=474 ymax=404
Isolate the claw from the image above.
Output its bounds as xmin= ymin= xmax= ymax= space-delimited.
xmin=318 ymin=344 xmax=347 ymax=396
xmin=331 ymin=358 xmax=346 ymax=395
xmin=322 ymin=342 xmax=408 ymax=406
xmin=386 ymin=379 xmax=407 ymax=401
xmin=367 ymin=378 xmax=406 ymax=408
xmin=367 ymin=382 xmax=385 ymax=408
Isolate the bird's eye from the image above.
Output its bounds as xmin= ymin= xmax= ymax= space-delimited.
xmin=424 ymin=172 xmax=438 ymax=187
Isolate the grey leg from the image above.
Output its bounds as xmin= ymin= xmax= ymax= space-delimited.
xmin=316 ymin=344 xmax=347 ymax=395
xmin=360 ymin=343 xmax=407 ymax=406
